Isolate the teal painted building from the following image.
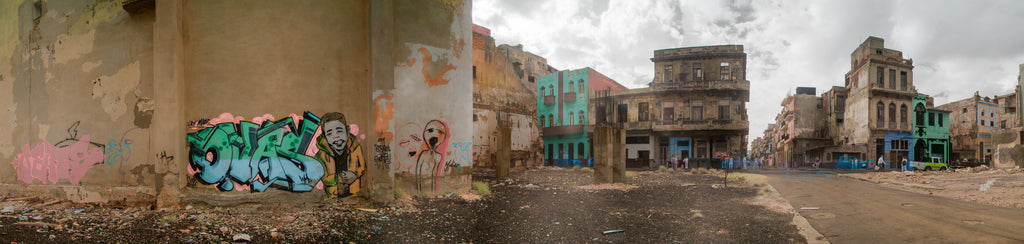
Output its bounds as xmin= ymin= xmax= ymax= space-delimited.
xmin=911 ymin=94 xmax=951 ymax=163
xmin=537 ymin=68 xmax=625 ymax=166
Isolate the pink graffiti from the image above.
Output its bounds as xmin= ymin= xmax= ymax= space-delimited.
xmin=12 ymin=135 xmax=105 ymax=185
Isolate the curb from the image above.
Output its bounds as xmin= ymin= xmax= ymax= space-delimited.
xmin=837 ymin=174 xmax=944 ymax=190
xmin=762 ymin=184 xmax=830 ymax=244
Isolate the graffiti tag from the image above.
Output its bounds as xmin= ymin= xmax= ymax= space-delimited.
xmin=373 ymin=139 xmax=392 ymax=170
xmin=187 ymin=112 xmax=324 ymax=192
xmin=12 ymin=135 xmax=105 ymax=185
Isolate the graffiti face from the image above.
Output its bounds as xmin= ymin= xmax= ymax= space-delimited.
xmin=323 ymin=120 xmax=349 ymax=154
xmin=423 ymin=120 xmax=448 ymax=151
xmin=394 ymin=123 xmax=424 ymax=170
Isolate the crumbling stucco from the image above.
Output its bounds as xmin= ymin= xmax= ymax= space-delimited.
xmin=91 ymin=61 xmax=140 ymax=121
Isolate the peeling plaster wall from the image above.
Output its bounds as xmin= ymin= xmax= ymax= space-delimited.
xmin=387 ymin=0 xmax=473 ymax=196
xmin=471 ymin=31 xmax=543 ymax=169
xmin=0 ymin=0 xmax=156 ymax=202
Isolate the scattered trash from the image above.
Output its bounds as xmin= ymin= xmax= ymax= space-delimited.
xmin=36 ymin=200 xmax=61 ymax=207
xmin=232 ymin=233 xmax=251 ymax=242
xmin=979 ymin=179 xmax=997 ymax=191
xmin=372 ymin=225 xmax=383 ymax=232
xmin=1 ymin=206 xmax=15 ymax=213
xmin=73 ymin=209 xmax=85 ymax=213
xmin=799 ymin=207 xmax=820 ymax=210
xmin=356 ymin=208 xmax=379 ymax=213
xmin=603 ymin=229 xmax=624 ymax=234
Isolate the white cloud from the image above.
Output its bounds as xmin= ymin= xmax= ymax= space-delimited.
xmin=473 ymin=0 xmax=1024 ymax=149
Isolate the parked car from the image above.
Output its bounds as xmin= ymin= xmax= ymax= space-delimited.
xmin=907 ymin=157 xmax=948 ymax=171
xmin=551 ymin=154 xmax=584 ymax=168
xmin=834 ymin=155 xmax=867 ymax=169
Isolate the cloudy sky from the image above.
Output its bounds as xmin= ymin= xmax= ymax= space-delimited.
xmin=473 ymin=0 xmax=1024 ymax=148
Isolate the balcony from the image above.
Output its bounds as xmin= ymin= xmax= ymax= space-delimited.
xmin=623 ymin=121 xmax=653 ymax=131
xmin=543 ymin=95 xmax=556 ymax=105
xmin=542 ymin=124 xmax=585 ymax=136
xmin=563 ymin=92 xmax=577 ymax=102
xmin=652 ymin=119 xmax=749 ymax=131
xmin=652 ymin=79 xmax=749 ymax=92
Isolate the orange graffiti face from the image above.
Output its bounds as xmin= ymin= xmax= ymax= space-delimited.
xmin=423 ymin=120 xmax=447 ymax=150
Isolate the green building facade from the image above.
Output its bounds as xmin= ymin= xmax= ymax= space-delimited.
xmin=911 ymin=94 xmax=951 ymax=163
xmin=537 ymin=68 xmax=625 ymax=166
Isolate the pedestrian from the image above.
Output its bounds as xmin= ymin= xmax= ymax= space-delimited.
xmin=683 ymin=157 xmax=689 ymax=169
xmin=671 ymin=155 xmax=679 ymax=169
xmin=877 ymin=155 xmax=886 ymax=171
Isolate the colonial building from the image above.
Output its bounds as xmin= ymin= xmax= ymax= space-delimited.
xmin=839 ymin=36 xmax=917 ymax=164
xmin=938 ymin=93 xmax=1005 ymax=162
xmin=772 ymin=87 xmax=830 ymax=168
xmin=589 ymin=45 xmax=749 ymax=168
xmin=538 ymin=68 xmax=626 ymax=165
xmin=471 ymin=25 xmax=548 ymax=169
xmin=911 ymin=94 xmax=951 ymax=163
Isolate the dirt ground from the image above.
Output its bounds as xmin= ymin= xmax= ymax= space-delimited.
xmin=841 ymin=166 xmax=1024 ymax=209
xmin=0 ymin=167 xmax=806 ymax=243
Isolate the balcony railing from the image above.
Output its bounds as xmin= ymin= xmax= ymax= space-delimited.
xmin=623 ymin=121 xmax=652 ymax=131
xmin=652 ymin=119 xmax=749 ymax=131
xmin=543 ymin=95 xmax=556 ymax=105
xmin=563 ymin=92 xmax=576 ymax=102
xmin=652 ymin=79 xmax=749 ymax=91
xmin=542 ymin=124 xmax=585 ymax=136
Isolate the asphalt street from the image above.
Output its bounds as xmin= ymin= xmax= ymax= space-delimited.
xmin=761 ymin=169 xmax=1024 ymax=243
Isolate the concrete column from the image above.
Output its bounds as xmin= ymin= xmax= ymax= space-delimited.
xmin=611 ymin=128 xmax=626 ymax=183
xmin=593 ymin=126 xmax=613 ymax=184
xmin=153 ymin=0 xmax=187 ymax=209
xmin=367 ymin=0 xmax=396 ymax=201
xmin=496 ymin=125 xmax=511 ymax=177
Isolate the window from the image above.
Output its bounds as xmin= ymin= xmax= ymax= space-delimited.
xmin=889 ymin=69 xmax=896 ymax=89
xmin=528 ymin=76 xmax=535 ymax=83
xmin=663 ymin=102 xmax=675 ymax=122
xmin=473 ymin=66 xmax=477 ymax=79
xmin=540 ymin=87 xmax=546 ymax=97
xmin=915 ymin=104 xmax=925 ymax=126
xmin=720 ymin=61 xmax=730 ymax=80
xmin=718 ymin=100 xmax=730 ymax=120
xmin=664 ymin=65 xmax=674 ymax=82
xmin=626 ymin=136 xmax=650 ymax=144
xmin=579 ymin=80 xmax=584 ymax=94
xmin=693 ymin=63 xmax=703 ymax=81
xmin=900 ymin=104 xmax=908 ymax=127
xmin=1001 ymin=120 xmax=1007 ymax=129
xmin=963 ymin=108 xmax=967 ymax=113
xmin=888 ymin=103 xmax=897 ymax=127
xmin=929 ymin=112 xmax=935 ymax=126
xmin=677 ymin=140 xmax=690 ymax=147
xmin=568 ymin=112 xmax=575 ymax=125
xmin=638 ymin=102 xmax=649 ymax=121
xmin=877 ymin=102 xmax=885 ymax=128
xmin=892 ymin=140 xmax=909 ymax=150
xmin=938 ymin=114 xmax=944 ymax=127
xmin=900 ymin=71 xmax=907 ymax=91
xmin=991 ymin=121 xmax=995 ymax=127
xmin=578 ymin=143 xmax=585 ymax=158
xmin=548 ymin=114 xmax=553 ymax=127
xmin=549 ymin=85 xmax=554 ymax=96
xmin=539 ymin=115 xmax=545 ymax=127
xmin=692 ymin=100 xmax=704 ymax=120
xmin=876 ymin=66 xmax=884 ymax=88
xmin=579 ymin=110 xmax=584 ymax=125
xmin=875 ymin=48 xmax=883 ymax=55
xmin=617 ymin=104 xmax=628 ymax=123
xmin=568 ymin=81 xmax=574 ymax=93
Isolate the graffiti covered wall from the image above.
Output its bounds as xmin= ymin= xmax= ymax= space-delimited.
xmin=374 ymin=0 xmax=473 ymax=195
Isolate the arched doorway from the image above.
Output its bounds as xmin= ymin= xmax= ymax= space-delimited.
xmin=914 ymin=139 xmax=928 ymax=162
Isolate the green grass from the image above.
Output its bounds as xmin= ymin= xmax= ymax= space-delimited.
xmin=625 ymin=171 xmax=638 ymax=178
xmin=580 ymin=167 xmax=594 ymax=173
xmin=471 ymin=181 xmax=490 ymax=195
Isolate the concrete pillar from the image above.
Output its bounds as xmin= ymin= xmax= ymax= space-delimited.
xmin=611 ymin=128 xmax=626 ymax=183
xmin=367 ymin=0 xmax=396 ymax=201
xmin=593 ymin=126 xmax=614 ymax=184
xmin=496 ymin=125 xmax=511 ymax=177
xmin=153 ymin=0 xmax=187 ymax=209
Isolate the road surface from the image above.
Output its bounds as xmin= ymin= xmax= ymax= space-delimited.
xmin=761 ymin=169 xmax=1024 ymax=243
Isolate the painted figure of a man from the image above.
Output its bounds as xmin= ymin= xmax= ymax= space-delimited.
xmin=316 ymin=112 xmax=365 ymax=198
